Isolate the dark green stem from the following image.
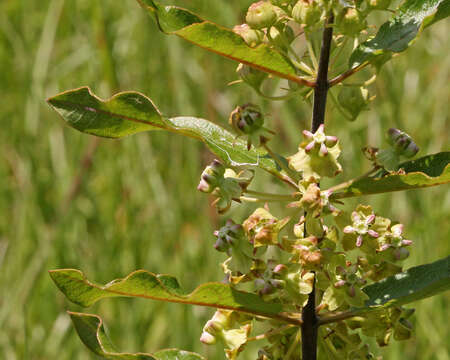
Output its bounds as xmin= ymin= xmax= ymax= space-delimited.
xmin=301 ymin=13 xmax=334 ymax=360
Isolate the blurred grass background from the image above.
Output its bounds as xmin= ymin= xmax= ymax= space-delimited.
xmin=0 ymin=0 xmax=448 ymax=359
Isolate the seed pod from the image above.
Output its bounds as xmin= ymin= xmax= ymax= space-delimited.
xmin=246 ymin=1 xmax=278 ymax=29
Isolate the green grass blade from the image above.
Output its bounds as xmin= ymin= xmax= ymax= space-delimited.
xmin=69 ymin=312 xmax=204 ymax=359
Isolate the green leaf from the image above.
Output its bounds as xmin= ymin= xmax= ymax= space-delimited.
xmin=69 ymin=312 xmax=204 ymax=359
xmin=319 ymin=256 xmax=450 ymax=324
xmin=362 ymin=256 xmax=450 ymax=309
xmin=50 ymin=269 xmax=288 ymax=320
xmin=136 ymin=0 xmax=314 ymax=87
xmin=332 ymin=152 xmax=450 ymax=198
xmin=349 ymin=0 xmax=449 ymax=68
xmin=47 ymin=87 xmax=279 ymax=175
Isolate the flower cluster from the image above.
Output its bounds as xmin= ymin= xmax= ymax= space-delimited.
xmin=198 ymin=122 xmax=415 ymax=359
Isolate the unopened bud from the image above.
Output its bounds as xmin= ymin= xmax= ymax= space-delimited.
xmin=337 ymin=8 xmax=366 ymax=37
xmin=394 ymin=247 xmax=409 ymax=261
xmin=233 ymin=24 xmax=263 ymax=47
xmin=387 ymin=128 xmax=419 ymax=158
xmin=229 ymin=103 xmax=264 ymax=135
xmin=200 ymin=331 xmax=216 ymax=345
xmin=292 ymin=0 xmax=323 ymax=28
xmin=246 ymin=1 xmax=277 ymax=29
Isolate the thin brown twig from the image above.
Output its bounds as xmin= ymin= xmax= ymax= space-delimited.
xmin=329 ymin=62 xmax=369 ymax=87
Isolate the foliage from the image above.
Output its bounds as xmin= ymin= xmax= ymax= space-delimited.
xmin=43 ymin=0 xmax=449 ymax=359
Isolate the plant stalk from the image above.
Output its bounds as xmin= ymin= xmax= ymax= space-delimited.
xmin=302 ymin=13 xmax=334 ymax=360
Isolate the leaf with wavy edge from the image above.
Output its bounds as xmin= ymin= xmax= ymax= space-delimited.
xmin=319 ymin=256 xmax=450 ymax=325
xmin=47 ymin=87 xmax=279 ymax=175
xmin=69 ymin=312 xmax=205 ymax=359
xmin=49 ymin=269 xmax=301 ymax=324
xmin=136 ymin=0 xmax=314 ymax=87
xmin=332 ymin=152 xmax=450 ymax=198
xmin=349 ymin=0 xmax=449 ymax=68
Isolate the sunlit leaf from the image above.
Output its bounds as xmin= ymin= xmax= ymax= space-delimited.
xmin=47 ymin=87 xmax=279 ymax=175
xmin=69 ymin=312 xmax=204 ymax=359
xmin=136 ymin=0 xmax=314 ymax=87
xmin=350 ymin=0 xmax=449 ymax=68
xmin=50 ymin=269 xmax=287 ymax=320
xmin=332 ymin=152 xmax=450 ymax=198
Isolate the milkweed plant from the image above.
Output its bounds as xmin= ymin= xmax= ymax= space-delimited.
xmin=47 ymin=0 xmax=449 ymax=359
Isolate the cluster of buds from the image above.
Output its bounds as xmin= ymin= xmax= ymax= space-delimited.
xmin=253 ymin=261 xmax=315 ymax=305
xmin=288 ymin=124 xmax=342 ymax=180
xmin=200 ymin=310 xmax=252 ymax=360
xmin=341 ymin=205 xmax=412 ymax=265
xmin=229 ymin=104 xmax=273 ymax=149
xmin=197 ymin=160 xmax=254 ymax=213
xmin=376 ymin=128 xmax=420 ymax=170
xmin=213 ymin=220 xmax=254 ymax=274
xmin=348 ymin=307 xmax=414 ymax=346
xmin=322 ymin=260 xmax=369 ymax=310
xmin=290 ymin=182 xmax=338 ymax=217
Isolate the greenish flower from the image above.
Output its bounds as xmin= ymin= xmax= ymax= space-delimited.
xmin=288 ymin=124 xmax=342 ymax=181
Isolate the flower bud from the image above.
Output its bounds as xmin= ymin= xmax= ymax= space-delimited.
xmin=230 ymin=104 xmax=264 ymax=135
xmin=197 ymin=160 xmax=225 ymax=193
xmin=336 ymin=8 xmax=366 ymax=37
xmin=246 ymin=1 xmax=278 ymax=29
xmin=292 ymin=0 xmax=323 ymax=28
xmin=233 ymin=24 xmax=263 ymax=47
xmin=387 ymin=128 xmax=419 ymax=158
xmin=267 ymin=25 xmax=295 ymax=50
xmin=393 ymin=247 xmax=409 ymax=261
xmin=200 ymin=331 xmax=216 ymax=345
